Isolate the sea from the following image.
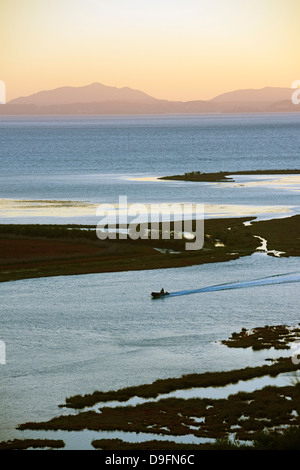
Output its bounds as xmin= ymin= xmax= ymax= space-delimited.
xmin=0 ymin=113 xmax=299 ymax=447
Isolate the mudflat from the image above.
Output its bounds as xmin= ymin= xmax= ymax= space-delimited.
xmin=0 ymin=215 xmax=299 ymax=282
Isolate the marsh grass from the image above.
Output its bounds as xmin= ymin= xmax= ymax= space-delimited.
xmin=222 ymin=325 xmax=300 ymax=350
xmin=159 ymin=169 xmax=300 ymax=183
xmin=91 ymin=426 xmax=300 ymax=450
xmin=1 ymin=215 xmax=298 ymax=283
xmin=17 ymin=382 xmax=300 ymax=443
xmin=0 ymin=217 xmax=261 ymax=282
xmin=0 ymin=439 xmax=65 ymax=450
xmin=14 ymin=338 xmax=300 ymax=448
xmin=59 ymin=357 xmax=299 ymax=409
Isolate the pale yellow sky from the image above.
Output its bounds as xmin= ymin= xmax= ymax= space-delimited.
xmin=1 ymin=0 xmax=299 ymax=101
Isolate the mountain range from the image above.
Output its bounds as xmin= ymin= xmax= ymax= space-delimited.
xmin=1 ymin=83 xmax=298 ymax=114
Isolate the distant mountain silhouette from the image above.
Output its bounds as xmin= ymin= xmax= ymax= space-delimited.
xmin=1 ymin=83 xmax=299 ymax=114
xmin=9 ymin=82 xmax=159 ymax=106
xmin=211 ymin=87 xmax=293 ymax=103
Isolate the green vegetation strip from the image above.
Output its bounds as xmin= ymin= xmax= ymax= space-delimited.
xmin=57 ymin=357 xmax=299 ymax=410
xmin=92 ymin=427 xmax=300 ymax=450
xmin=248 ymin=215 xmax=300 ymax=257
xmin=159 ymin=169 xmax=300 ymax=182
xmin=0 ymin=217 xmax=260 ymax=282
xmin=17 ymin=379 xmax=300 ymax=442
xmin=14 ymin=326 xmax=300 ymax=447
xmin=0 ymin=439 xmax=65 ymax=450
xmin=222 ymin=324 xmax=300 ymax=350
xmin=1 ymin=215 xmax=298 ymax=283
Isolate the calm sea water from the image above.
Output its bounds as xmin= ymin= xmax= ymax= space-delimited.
xmin=0 ymin=113 xmax=299 ymax=213
xmin=0 ymin=254 xmax=299 ymax=442
xmin=0 ymin=113 xmax=299 ymax=446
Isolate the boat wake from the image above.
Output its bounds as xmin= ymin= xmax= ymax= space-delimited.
xmin=168 ymin=272 xmax=300 ymax=298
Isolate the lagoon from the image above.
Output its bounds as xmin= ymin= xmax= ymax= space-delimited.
xmin=0 ymin=251 xmax=299 ymax=442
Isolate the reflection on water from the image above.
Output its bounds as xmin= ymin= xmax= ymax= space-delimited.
xmin=0 ymin=197 xmax=293 ymax=225
xmin=169 ymin=272 xmax=300 ymax=297
xmin=1 ymin=114 xmax=300 ymax=448
xmin=0 ymin=251 xmax=299 ymax=443
xmin=18 ymin=429 xmax=211 ymax=450
xmin=9 ymin=371 xmax=297 ymax=449
xmin=78 ymin=372 xmax=294 ymax=412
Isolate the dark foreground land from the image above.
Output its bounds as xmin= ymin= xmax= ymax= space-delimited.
xmin=91 ymin=427 xmax=300 ymax=450
xmin=9 ymin=325 xmax=300 ymax=450
xmin=159 ymin=169 xmax=300 ymax=182
xmin=1 ymin=202 xmax=299 ymax=450
xmin=0 ymin=439 xmax=65 ymax=450
xmin=0 ymin=215 xmax=299 ymax=282
xmin=1 ymin=324 xmax=299 ymax=450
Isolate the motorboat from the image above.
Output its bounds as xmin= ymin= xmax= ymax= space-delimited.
xmin=151 ymin=289 xmax=170 ymax=298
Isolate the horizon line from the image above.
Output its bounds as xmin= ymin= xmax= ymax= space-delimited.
xmin=6 ymin=81 xmax=297 ymax=104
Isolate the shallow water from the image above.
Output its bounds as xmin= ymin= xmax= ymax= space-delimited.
xmin=0 ymin=251 xmax=299 ymax=442
xmin=18 ymin=429 xmax=212 ymax=450
xmin=0 ymin=113 xmax=299 ymax=447
xmin=0 ymin=114 xmax=299 ymax=224
xmin=79 ymin=372 xmax=295 ymax=412
xmin=169 ymin=272 xmax=300 ymax=297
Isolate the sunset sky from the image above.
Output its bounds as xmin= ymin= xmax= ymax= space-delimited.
xmin=1 ymin=0 xmax=299 ymax=102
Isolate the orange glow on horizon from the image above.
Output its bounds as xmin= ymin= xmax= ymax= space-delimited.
xmin=1 ymin=0 xmax=300 ymax=102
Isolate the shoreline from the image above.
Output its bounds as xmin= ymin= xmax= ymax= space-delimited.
xmin=159 ymin=169 xmax=300 ymax=183
xmin=14 ymin=327 xmax=300 ymax=448
xmin=0 ymin=215 xmax=299 ymax=283
xmin=0 ymin=198 xmax=292 ymax=221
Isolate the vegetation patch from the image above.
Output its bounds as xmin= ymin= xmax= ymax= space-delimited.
xmin=222 ymin=324 xmax=300 ymax=350
xmin=1 ymin=214 xmax=298 ymax=282
xmin=159 ymin=169 xmax=300 ymax=183
xmin=91 ymin=438 xmax=244 ymax=450
xmin=92 ymin=426 xmax=300 ymax=450
xmin=17 ymin=381 xmax=300 ymax=443
xmin=0 ymin=218 xmax=259 ymax=282
xmin=0 ymin=438 xmax=65 ymax=450
xmin=159 ymin=171 xmax=233 ymax=182
xmin=13 ymin=329 xmax=300 ymax=448
xmin=248 ymin=215 xmax=300 ymax=257
xmin=57 ymin=357 xmax=299 ymax=409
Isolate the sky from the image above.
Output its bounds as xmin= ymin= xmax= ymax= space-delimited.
xmin=1 ymin=0 xmax=300 ymax=101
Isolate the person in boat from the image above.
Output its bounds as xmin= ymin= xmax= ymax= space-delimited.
xmin=160 ymin=288 xmax=165 ymax=294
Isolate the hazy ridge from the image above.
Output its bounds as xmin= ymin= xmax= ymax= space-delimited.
xmin=1 ymin=83 xmax=299 ymax=114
